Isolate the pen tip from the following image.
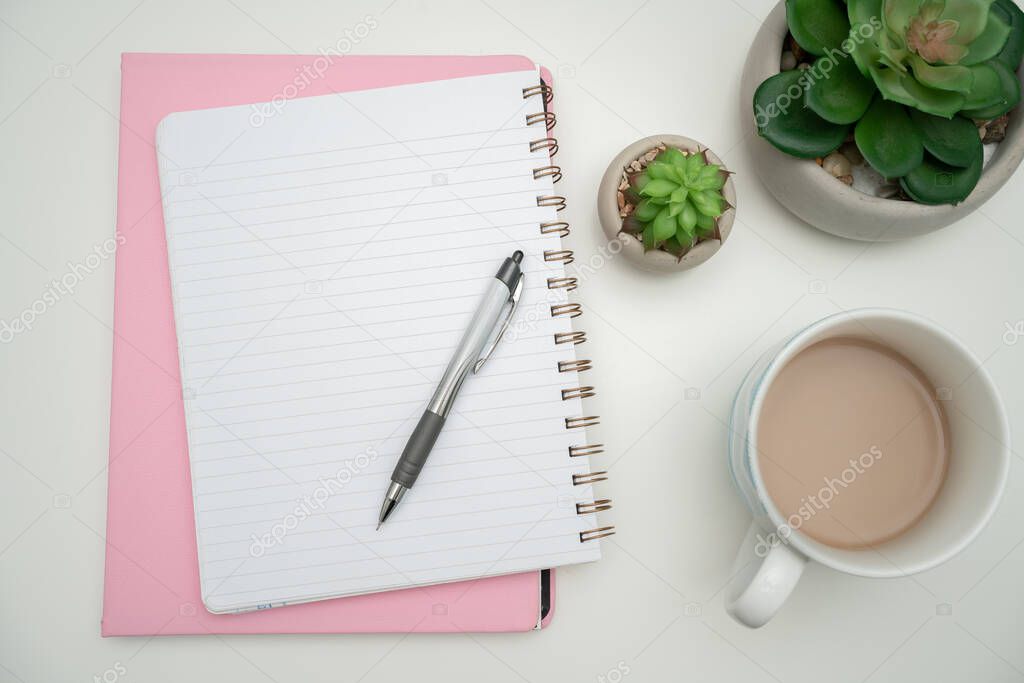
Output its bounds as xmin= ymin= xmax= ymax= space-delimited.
xmin=376 ymin=522 xmax=383 ymax=531
xmin=512 ymin=250 xmax=523 ymax=264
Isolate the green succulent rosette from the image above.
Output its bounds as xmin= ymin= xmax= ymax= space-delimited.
xmin=622 ymin=147 xmax=731 ymax=256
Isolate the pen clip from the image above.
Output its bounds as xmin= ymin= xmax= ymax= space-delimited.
xmin=473 ymin=273 xmax=523 ymax=374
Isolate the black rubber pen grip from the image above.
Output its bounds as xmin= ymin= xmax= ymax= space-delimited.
xmin=391 ymin=410 xmax=445 ymax=488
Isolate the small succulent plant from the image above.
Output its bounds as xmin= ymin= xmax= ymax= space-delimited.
xmin=754 ymin=0 xmax=1024 ymax=205
xmin=622 ymin=147 xmax=730 ymax=256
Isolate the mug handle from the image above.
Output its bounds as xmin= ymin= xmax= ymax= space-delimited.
xmin=725 ymin=520 xmax=807 ymax=628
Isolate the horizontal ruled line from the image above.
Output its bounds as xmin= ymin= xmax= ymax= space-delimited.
xmin=171 ymin=126 xmax=530 ymax=174
xmin=170 ymin=167 xmax=530 ymax=217
xmin=192 ymin=426 xmax=574 ymax=470
xmin=192 ymin=376 xmax=562 ymax=438
xmin=188 ymin=375 xmax=563 ymax=422
xmin=185 ymin=327 xmax=556 ymax=368
xmin=189 ymin=357 xmax=565 ymax=419
xmin=169 ymin=156 xmax=538 ymax=227
xmin=195 ymin=442 xmax=587 ymax=491
xmin=186 ymin=341 xmax=563 ymax=382
xmin=174 ymin=233 xmax=549 ymax=283
xmin=207 ymin=546 xmax=598 ymax=600
xmin=182 ymin=289 xmax=556 ymax=336
xmin=205 ymin=531 xmax=572 ymax=581
xmin=198 ymin=462 xmax=572 ymax=503
xmin=172 ymin=216 xmax=540 ymax=254
xmin=203 ymin=515 xmax=579 ymax=563
xmin=202 ymin=493 xmax=561 ymax=544
xmin=172 ymin=187 xmax=540 ymax=241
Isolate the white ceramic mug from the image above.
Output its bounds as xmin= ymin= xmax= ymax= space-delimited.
xmin=725 ymin=308 xmax=1010 ymax=628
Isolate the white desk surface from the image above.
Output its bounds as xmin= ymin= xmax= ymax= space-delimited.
xmin=1 ymin=1 xmax=1022 ymax=681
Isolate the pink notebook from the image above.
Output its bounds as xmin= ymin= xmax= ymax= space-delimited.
xmin=103 ymin=53 xmax=556 ymax=635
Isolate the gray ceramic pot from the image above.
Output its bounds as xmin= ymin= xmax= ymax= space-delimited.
xmin=597 ymin=135 xmax=736 ymax=272
xmin=741 ymin=1 xmax=1024 ymax=241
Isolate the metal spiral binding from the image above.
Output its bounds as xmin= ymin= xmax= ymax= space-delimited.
xmin=547 ymin=276 xmax=577 ymax=291
xmin=562 ymin=386 xmax=596 ymax=400
xmin=525 ymin=111 xmax=557 ymax=130
xmin=565 ymin=416 xmax=600 ymax=430
xmin=526 ymin=78 xmax=612 ymax=544
xmin=573 ymin=471 xmax=608 ymax=485
xmin=544 ymin=249 xmax=574 ymax=264
xmin=533 ymin=165 xmax=563 ymax=183
xmin=539 ymin=221 xmax=570 ymax=237
xmin=577 ymin=500 xmax=613 ymax=515
xmin=569 ymin=444 xmax=605 ymax=457
xmin=580 ymin=526 xmax=616 ymax=542
xmin=536 ymin=195 xmax=567 ymax=211
xmin=550 ymin=302 xmax=582 ymax=318
xmin=558 ymin=359 xmax=591 ymax=373
xmin=554 ymin=331 xmax=586 ymax=345
xmin=522 ymin=83 xmax=554 ymax=104
xmin=530 ymin=137 xmax=559 ymax=156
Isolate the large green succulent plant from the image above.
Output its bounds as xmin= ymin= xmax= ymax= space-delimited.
xmin=754 ymin=0 xmax=1024 ymax=204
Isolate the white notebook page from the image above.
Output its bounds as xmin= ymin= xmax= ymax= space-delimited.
xmin=156 ymin=69 xmax=602 ymax=613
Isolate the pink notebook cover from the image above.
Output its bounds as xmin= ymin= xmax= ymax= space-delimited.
xmin=104 ymin=53 xmax=555 ymax=636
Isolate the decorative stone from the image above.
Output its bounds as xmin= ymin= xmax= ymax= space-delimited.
xmin=982 ymin=115 xmax=1009 ymax=144
xmin=822 ymin=152 xmax=852 ymax=179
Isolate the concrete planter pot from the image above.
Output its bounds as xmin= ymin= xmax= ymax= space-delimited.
xmin=597 ymin=135 xmax=736 ymax=273
xmin=741 ymin=1 xmax=1024 ymax=241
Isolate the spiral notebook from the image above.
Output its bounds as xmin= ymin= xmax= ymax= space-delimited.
xmin=155 ymin=67 xmax=612 ymax=613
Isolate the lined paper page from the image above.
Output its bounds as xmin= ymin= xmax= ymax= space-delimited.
xmin=156 ymin=69 xmax=602 ymax=613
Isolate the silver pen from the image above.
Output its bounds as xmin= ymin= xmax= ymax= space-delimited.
xmin=377 ymin=250 xmax=525 ymax=530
